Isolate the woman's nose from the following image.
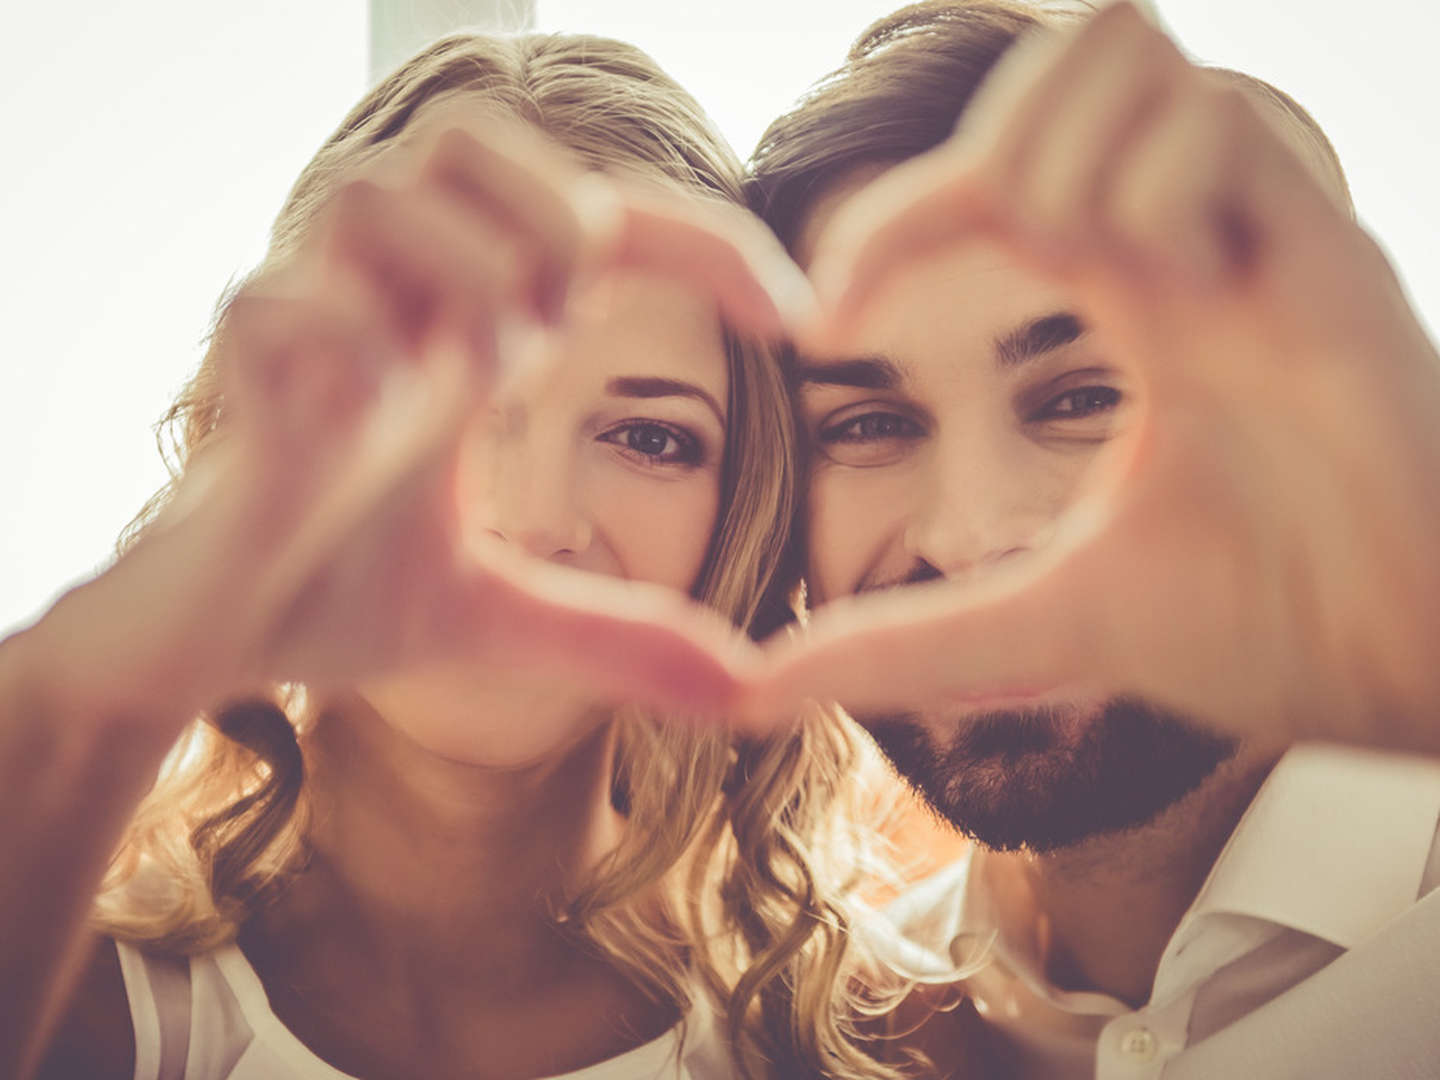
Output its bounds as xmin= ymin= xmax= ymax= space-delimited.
xmin=476 ymin=416 xmax=593 ymax=562
xmin=486 ymin=466 xmax=593 ymax=561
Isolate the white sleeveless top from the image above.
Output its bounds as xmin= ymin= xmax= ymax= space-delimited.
xmin=115 ymin=941 xmax=735 ymax=1080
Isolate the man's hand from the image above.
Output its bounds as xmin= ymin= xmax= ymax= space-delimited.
xmin=753 ymin=2 xmax=1440 ymax=752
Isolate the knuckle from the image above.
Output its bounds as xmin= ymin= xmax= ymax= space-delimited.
xmin=326 ymin=178 xmax=389 ymax=242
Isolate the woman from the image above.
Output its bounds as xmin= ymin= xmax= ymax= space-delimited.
xmin=7 ymin=31 xmax=904 ymax=1080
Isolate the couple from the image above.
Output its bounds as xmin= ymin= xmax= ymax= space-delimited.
xmin=9 ymin=2 xmax=1440 ymax=1078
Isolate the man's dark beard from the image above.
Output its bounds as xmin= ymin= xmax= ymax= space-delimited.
xmin=865 ymin=697 xmax=1238 ymax=853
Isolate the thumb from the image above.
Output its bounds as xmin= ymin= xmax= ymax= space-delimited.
xmin=744 ymin=505 xmax=1122 ymax=723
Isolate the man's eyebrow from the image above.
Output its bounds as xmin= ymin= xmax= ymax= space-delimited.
xmin=795 ymin=356 xmax=903 ymax=390
xmin=995 ymin=312 xmax=1087 ymax=369
xmin=605 ymin=376 xmax=726 ymax=425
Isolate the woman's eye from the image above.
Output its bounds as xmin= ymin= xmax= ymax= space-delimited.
xmin=816 ymin=410 xmax=925 ymax=467
xmin=1034 ymin=386 xmax=1122 ymax=421
xmin=598 ymin=421 xmax=703 ymax=467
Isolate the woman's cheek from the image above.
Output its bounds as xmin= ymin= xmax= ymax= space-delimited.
xmin=590 ymin=466 xmax=721 ymax=593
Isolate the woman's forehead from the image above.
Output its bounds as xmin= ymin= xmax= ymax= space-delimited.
xmin=562 ymin=271 xmax=730 ymax=391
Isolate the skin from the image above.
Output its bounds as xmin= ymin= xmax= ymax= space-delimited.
xmin=8 ymin=115 xmax=802 ymax=1079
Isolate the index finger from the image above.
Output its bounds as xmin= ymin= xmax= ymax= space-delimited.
xmin=603 ymin=188 xmax=819 ymax=341
xmin=800 ymin=144 xmax=1009 ymax=351
xmin=745 ymin=532 xmax=1111 ymax=725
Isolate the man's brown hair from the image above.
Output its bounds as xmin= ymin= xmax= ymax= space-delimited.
xmin=748 ymin=0 xmax=1351 ymax=251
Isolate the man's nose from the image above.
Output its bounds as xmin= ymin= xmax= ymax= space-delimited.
xmin=903 ymin=433 xmax=1053 ymax=581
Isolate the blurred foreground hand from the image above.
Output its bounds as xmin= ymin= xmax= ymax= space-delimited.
xmin=25 ymin=119 xmax=813 ymax=732
xmin=748 ymin=2 xmax=1440 ymax=754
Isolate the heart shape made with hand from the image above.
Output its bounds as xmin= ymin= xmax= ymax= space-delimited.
xmin=738 ymin=2 xmax=1440 ymax=756
xmin=90 ymin=6 xmax=1440 ymax=760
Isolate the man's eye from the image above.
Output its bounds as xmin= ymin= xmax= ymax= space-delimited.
xmin=1034 ymin=386 xmax=1122 ymax=420
xmin=597 ymin=421 xmax=703 ymax=466
xmin=816 ymin=410 xmax=925 ymax=466
xmin=823 ymin=413 xmax=923 ymax=442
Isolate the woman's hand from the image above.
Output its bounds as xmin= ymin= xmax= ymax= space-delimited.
xmin=22 ymin=120 xmax=809 ymax=732
xmin=753 ymin=2 xmax=1440 ymax=752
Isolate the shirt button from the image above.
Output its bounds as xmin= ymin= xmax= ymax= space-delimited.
xmin=1118 ymin=1027 xmax=1159 ymax=1062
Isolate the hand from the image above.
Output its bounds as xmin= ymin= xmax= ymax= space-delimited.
xmin=753 ymin=2 xmax=1440 ymax=752
xmin=30 ymin=120 xmax=808 ymax=730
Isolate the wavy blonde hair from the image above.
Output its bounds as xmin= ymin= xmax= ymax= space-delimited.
xmin=94 ymin=30 xmax=909 ymax=1080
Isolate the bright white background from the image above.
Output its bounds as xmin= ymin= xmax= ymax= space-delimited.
xmin=2 ymin=0 xmax=1436 ymax=635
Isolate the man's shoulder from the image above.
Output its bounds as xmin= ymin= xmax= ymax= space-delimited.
xmin=1171 ymin=886 xmax=1440 ymax=1078
xmin=1192 ymin=745 xmax=1440 ymax=950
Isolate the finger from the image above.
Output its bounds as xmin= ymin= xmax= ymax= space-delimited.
xmin=243 ymin=336 xmax=482 ymax=650
xmin=218 ymin=279 xmax=398 ymax=450
xmin=1098 ymin=76 xmax=1241 ymax=290
xmin=605 ymin=190 xmax=819 ymax=340
xmin=746 ymin=514 xmax=1119 ymax=722
xmin=1216 ymin=81 xmax=1382 ymax=332
xmin=1016 ymin=11 xmax=1187 ymax=257
xmin=804 ymin=3 xmax=1175 ymax=347
xmin=802 ymin=144 xmax=1002 ymax=348
xmin=316 ymin=178 xmax=518 ymax=374
xmin=449 ymin=549 xmax=761 ymax=717
xmin=419 ymin=123 xmax=592 ymax=324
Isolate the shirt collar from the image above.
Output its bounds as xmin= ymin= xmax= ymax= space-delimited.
xmin=879 ymin=744 xmax=1440 ymax=1017
xmin=1163 ymin=743 xmax=1440 ymax=963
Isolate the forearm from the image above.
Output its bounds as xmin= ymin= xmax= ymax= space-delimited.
xmin=0 ymin=621 xmax=185 ymax=1078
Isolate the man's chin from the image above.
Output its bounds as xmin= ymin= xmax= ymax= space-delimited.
xmin=862 ymin=697 xmax=1239 ymax=853
xmin=922 ymin=698 xmax=1108 ymax=760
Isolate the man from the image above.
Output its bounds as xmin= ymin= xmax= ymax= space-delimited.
xmin=749 ymin=2 xmax=1440 ymax=1076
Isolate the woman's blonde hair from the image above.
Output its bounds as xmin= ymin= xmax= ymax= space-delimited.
xmin=96 ymin=31 xmax=904 ymax=1080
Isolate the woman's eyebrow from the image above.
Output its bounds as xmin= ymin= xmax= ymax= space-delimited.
xmin=605 ymin=376 xmax=726 ymax=425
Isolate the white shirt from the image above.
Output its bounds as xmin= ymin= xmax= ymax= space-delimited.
xmin=878 ymin=744 xmax=1440 ymax=1079
xmin=116 ymin=938 xmax=734 ymax=1080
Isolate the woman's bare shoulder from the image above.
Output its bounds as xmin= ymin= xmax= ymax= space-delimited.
xmin=33 ymin=935 xmax=135 ymax=1080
